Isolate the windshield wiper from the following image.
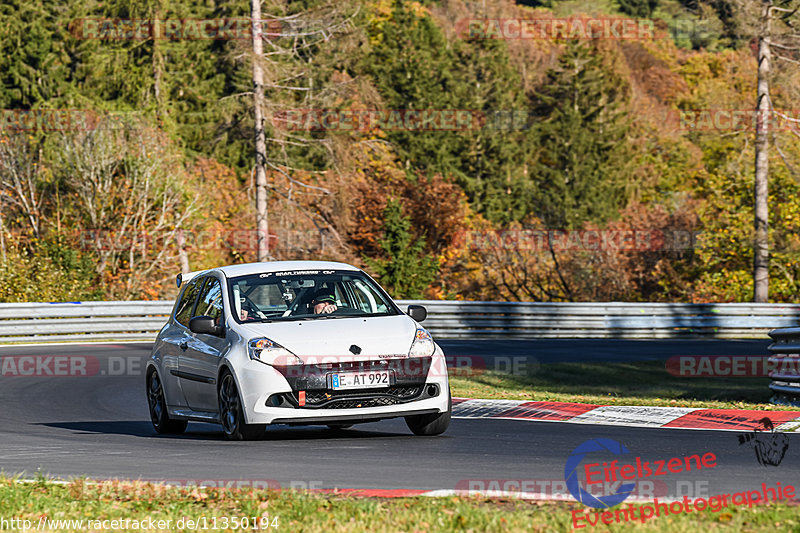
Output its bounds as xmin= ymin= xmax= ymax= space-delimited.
xmin=292 ymin=314 xmax=350 ymax=321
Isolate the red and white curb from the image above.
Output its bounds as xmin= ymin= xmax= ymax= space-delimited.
xmin=312 ymin=488 xmax=592 ymax=501
xmin=452 ymin=398 xmax=800 ymax=432
xmin=11 ymin=479 xmax=571 ymax=502
xmin=314 ymin=488 xmax=673 ymax=503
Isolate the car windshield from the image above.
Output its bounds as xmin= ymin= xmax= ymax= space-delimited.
xmin=227 ymin=269 xmax=399 ymax=323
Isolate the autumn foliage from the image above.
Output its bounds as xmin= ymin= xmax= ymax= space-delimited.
xmin=1 ymin=0 xmax=799 ymax=303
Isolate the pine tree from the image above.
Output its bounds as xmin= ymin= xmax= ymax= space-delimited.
xmin=364 ymin=3 xmax=464 ymax=179
xmin=0 ymin=0 xmax=70 ymax=108
xmin=364 ymin=2 xmax=534 ymax=224
xmin=617 ymin=0 xmax=659 ymax=18
xmin=365 ymin=199 xmax=438 ymax=300
xmin=528 ymin=41 xmax=632 ymax=229
xmin=453 ymin=37 xmax=533 ymax=225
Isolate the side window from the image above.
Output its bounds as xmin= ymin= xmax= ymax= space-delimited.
xmin=196 ymin=277 xmax=224 ymax=325
xmin=175 ymin=279 xmax=202 ymax=327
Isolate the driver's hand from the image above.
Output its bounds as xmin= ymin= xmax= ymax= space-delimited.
xmin=240 ymin=309 xmax=249 ymax=321
xmin=313 ymin=302 xmax=337 ymax=314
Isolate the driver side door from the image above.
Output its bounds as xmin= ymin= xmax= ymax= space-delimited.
xmin=178 ymin=276 xmax=229 ymax=413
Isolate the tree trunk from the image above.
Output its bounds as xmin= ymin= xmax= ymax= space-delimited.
xmin=753 ymin=6 xmax=771 ymax=303
xmin=176 ymin=228 xmax=190 ymax=275
xmin=0 ymin=213 xmax=6 ymax=264
xmin=251 ymin=0 xmax=269 ymax=262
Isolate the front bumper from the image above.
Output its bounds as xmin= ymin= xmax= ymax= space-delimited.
xmin=237 ymin=355 xmax=450 ymax=425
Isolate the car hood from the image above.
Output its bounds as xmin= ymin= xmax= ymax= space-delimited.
xmin=237 ymin=314 xmax=420 ymax=362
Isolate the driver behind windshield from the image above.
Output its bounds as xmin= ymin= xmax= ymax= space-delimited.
xmin=311 ymin=291 xmax=337 ymax=315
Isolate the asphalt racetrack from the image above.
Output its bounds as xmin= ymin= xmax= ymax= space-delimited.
xmin=0 ymin=340 xmax=796 ymax=501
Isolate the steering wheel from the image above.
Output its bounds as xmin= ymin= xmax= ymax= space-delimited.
xmin=240 ymin=294 xmax=266 ymax=321
xmin=329 ymin=306 xmax=359 ymax=316
xmin=282 ymin=297 xmax=306 ymax=317
xmin=283 ymin=290 xmax=318 ymax=317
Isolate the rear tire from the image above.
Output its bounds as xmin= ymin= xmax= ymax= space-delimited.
xmin=218 ymin=370 xmax=265 ymax=440
xmin=146 ymin=369 xmax=188 ymax=435
xmin=405 ymin=390 xmax=451 ymax=436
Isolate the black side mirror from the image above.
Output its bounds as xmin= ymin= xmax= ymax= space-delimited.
xmin=407 ymin=305 xmax=427 ymax=323
xmin=190 ymin=315 xmax=224 ymax=337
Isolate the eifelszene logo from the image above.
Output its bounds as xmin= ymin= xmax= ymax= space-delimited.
xmin=738 ymin=417 xmax=790 ymax=467
xmin=565 ymin=438 xmax=636 ymax=508
xmin=565 ymin=438 xmax=718 ymax=509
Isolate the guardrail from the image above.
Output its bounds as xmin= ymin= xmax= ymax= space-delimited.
xmin=398 ymin=301 xmax=800 ymax=340
xmin=767 ymin=328 xmax=800 ymax=407
xmin=0 ymin=301 xmax=173 ymax=343
xmin=0 ymin=300 xmax=798 ymax=343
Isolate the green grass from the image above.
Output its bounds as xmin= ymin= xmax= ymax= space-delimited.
xmin=0 ymin=478 xmax=798 ymax=532
xmin=449 ymin=361 xmax=799 ymax=411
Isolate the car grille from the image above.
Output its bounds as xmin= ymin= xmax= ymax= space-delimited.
xmin=283 ymin=384 xmax=424 ymax=409
xmin=271 ymin=357 xmax=434 ymax=409
xmin=308 ymin=384 xmax=421 ymax=403
xmin=323 ymin=397 xmax=402 ymax=409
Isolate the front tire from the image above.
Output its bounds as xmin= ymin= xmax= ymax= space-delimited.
xmin=218 ymin=370 xmax=265 ymax=440
xmin=405 ymin=391 xmax=451 ymax=436
xmin=146 ymin=369 xmax=188 ymax=434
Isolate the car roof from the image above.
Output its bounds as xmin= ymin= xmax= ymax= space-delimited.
xmin=177 ymin=261 xmax=362 ymax=287
xmin=213 ymin=261 xmax=361 ymax=278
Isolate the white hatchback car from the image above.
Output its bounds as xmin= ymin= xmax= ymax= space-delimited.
xmin=146 ymin=261 xmax=451 ymax=440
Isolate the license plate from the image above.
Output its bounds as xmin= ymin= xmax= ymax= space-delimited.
xmin=330 ymin=371 xmax=391 ymax=390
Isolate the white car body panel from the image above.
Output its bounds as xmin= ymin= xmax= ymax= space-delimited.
xmin=147 ymin=261 xmax=449 ymax=431
xmin=237 ymin=314 xmax=418 ymax=359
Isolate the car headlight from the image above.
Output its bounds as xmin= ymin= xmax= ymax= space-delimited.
xmin=248 ymin=337 xmax=302 ymax=366
xmin=409 ymin=328 xmax=435 ymax=357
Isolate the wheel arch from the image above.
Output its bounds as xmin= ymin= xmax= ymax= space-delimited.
xmin=145 ymin=363 xmax=162 ymax=394
xmin=216 ymin=362 xmax=252 ymax=423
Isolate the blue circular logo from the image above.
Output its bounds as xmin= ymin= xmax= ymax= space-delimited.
xmin=564 ymin=438 xmax=636 ymax=508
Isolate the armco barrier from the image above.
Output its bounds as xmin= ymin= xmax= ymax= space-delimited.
xmin=0 ymin=300 xmax=798 ymax=343
xmin=767 ymin=327 xmax=800 ymax=407
xmin=0 ymin=301 xmax=173 ymax=343
xmin=397 ymin=301 xmax=800 ymax=340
